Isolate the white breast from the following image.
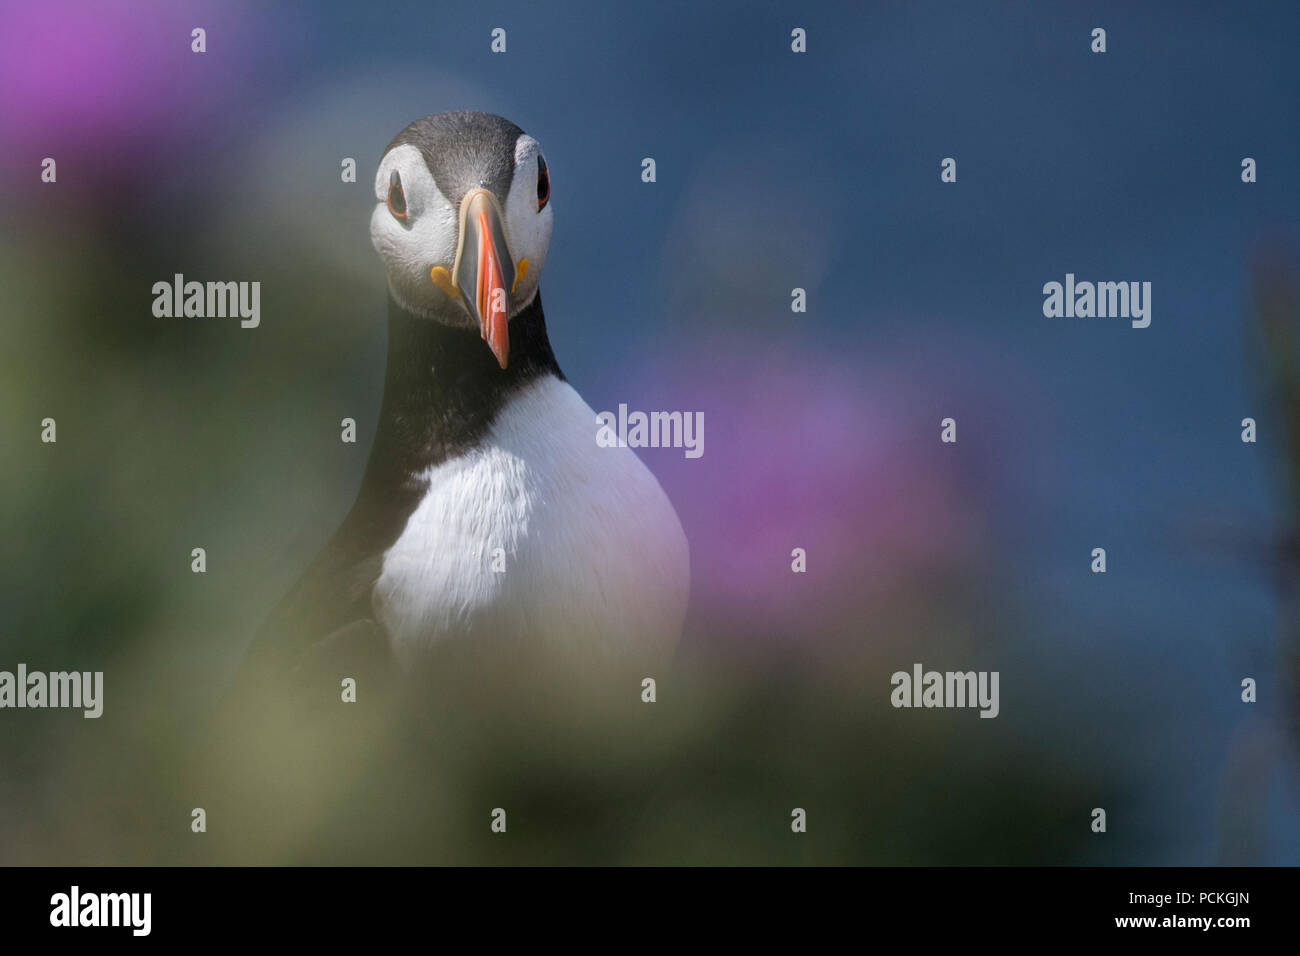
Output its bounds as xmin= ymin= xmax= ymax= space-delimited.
xmin=373 ymin=376 xmax=690 ymax=671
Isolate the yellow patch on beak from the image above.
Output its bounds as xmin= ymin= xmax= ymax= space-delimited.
xmin=511 ymin=257 xmax=530 ymax=294
xmin=430 ymin=265 xmax=460 ymax=298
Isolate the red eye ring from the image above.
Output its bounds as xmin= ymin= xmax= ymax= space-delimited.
xmin=536 ymin=154 xmax=550 ymax=211
xmin=387 ymin=169 xmax=408 ymax=221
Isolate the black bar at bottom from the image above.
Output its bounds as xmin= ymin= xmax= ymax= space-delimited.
xmin=0 ymin=866 xmax=1280 ymax=941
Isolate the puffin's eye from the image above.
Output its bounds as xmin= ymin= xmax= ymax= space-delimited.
xmin=536 ymin=154 xmax=550 ymax=211
xmin=387 ymin=169 xmax=408 ymax=221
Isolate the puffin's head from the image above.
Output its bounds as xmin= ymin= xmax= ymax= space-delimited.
xmin=371 ymin=111 xmax=553 ymax=368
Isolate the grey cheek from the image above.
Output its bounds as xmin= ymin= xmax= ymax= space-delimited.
xmin=372 ymin=224 xmax=402 ymax=257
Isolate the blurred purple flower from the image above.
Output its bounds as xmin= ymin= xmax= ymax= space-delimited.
xmin=612 ymin=333 xmax=1002 ymax=642
xmin=0 ymin=1 xmax=281 ymax=184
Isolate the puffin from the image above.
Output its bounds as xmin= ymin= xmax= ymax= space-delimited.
xmin=243 ymin=111 xmax=690 ymax=701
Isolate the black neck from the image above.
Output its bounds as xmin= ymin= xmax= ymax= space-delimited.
xmin=251 ymin=293 xmax=564 ymax=658
xmin=357 ymin=291 xmax=562 ymax=502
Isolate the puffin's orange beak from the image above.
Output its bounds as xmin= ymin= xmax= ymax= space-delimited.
xmin=449 ymin=188 xmax=515 ymax=369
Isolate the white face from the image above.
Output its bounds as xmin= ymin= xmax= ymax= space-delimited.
xmin=370 ymin=135 xmax=553 ymax=326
